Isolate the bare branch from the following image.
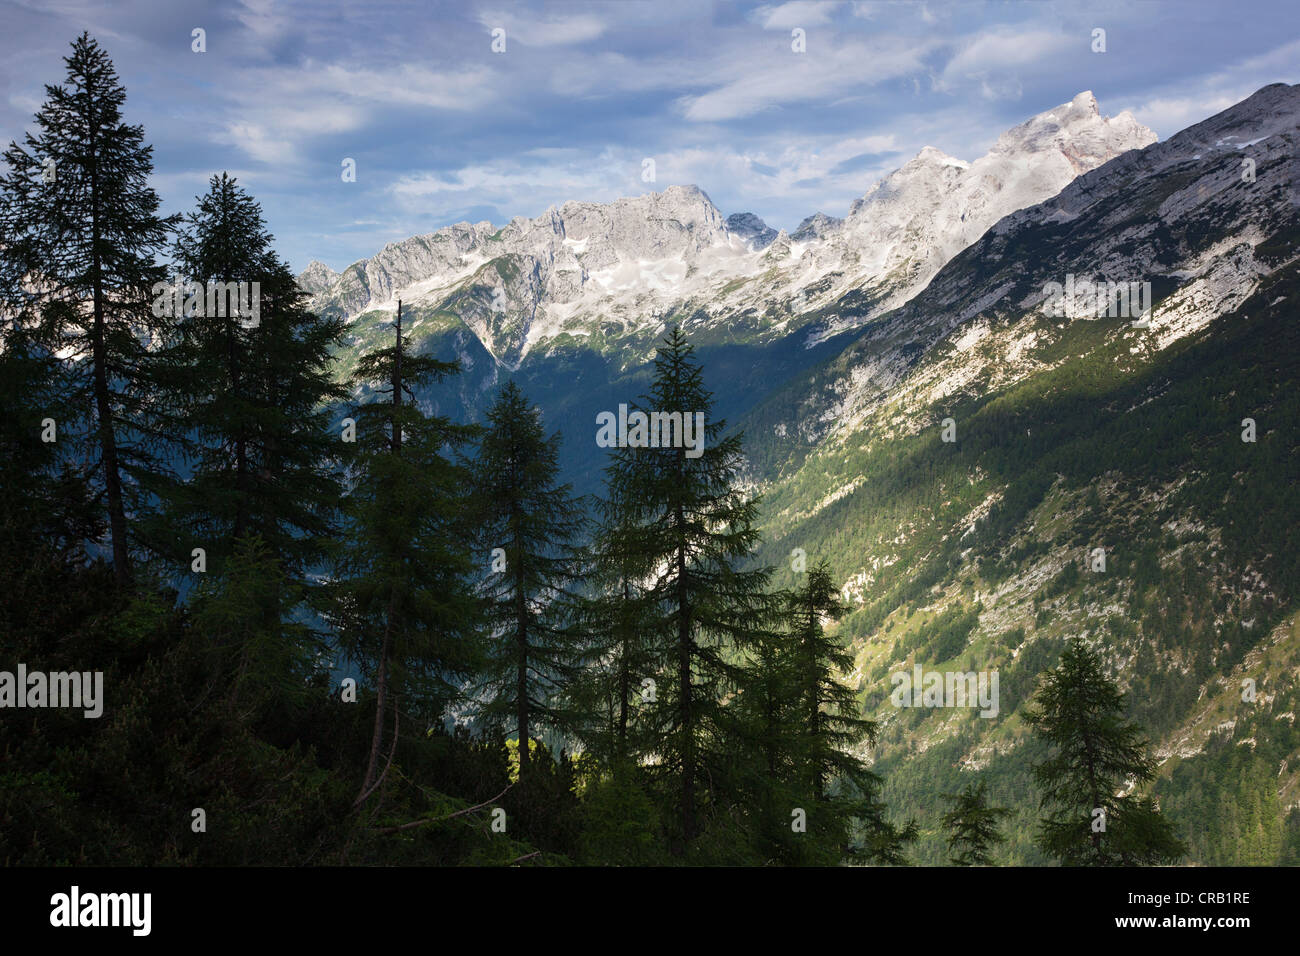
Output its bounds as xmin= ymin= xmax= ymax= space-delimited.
xmin=368 ymin=782 xmax=514 ymax=835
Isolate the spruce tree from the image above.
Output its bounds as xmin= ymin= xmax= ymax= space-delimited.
xmin=941 ymin=779 xmax=1010 ymax=866
xmin=471 ymin=381 xmax=588 ymax=781
xmin=1025 ymin=638 xmax=1186 ymax=865
xmin=602 ymin=326 xmax=771 ymax=850
xmin=0 ymin=32 xmax=177 ymax=586
xmin=327 ymin=302 xmax=481 ymax=803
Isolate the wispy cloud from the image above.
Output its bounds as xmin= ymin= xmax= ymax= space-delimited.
xmin=678 ymin=36 xmax=936 ymax=121
xmin=1114 ymin=36 xmax=1300 ymax=133
xmin=1 ymin=0 xmax=1293 ymax=273
xmin=476 ymin=9 xmax=608 ymax=46
xmin=937 ymin=28 xmax=1076 ymax=96
xmin=752 ymin=2 xmax=839 ymax=29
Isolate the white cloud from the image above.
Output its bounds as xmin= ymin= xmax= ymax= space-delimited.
xmin=313 ymin=63 xmax=497 ymax=110
xmin=754 ymin=2 xmax=839 ymax=29
xmin=386 ymin=129 xmax=907 ymax=231
xmin=213 ymin=62 xmax=495 ymax=164
xmin=1115 ymin=37 xmax=1300 ymax=137
xmin=217 ymin=100 xmax=366 ymax=165
xmin=1230 ymin=36 xmax=1300 ymax=80
xmin=678 ymin=37 xmax=935 ymax=121
xmin=234 ymin=0 xmax=294 ymax=47
xmin=476 ymin=10 xmax=608 ymax=46
xmin=546 ymin=51 xmax=689 ymax=97
xmin=1119 ymin=92 xmax=1246 ymax=138
xmin=224 ymin=121 xmax=298 ymax=165
xmin=648 ymin=139 xmax=899 ymax=211
xmin=391 ymin=154 xmax=623 ymax=202
xmin=939 ymin=28 xmax=1075 ymax=91
xmin=6 ymin=91 xmax=43 ymax=115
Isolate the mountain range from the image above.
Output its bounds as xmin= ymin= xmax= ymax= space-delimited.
xmin=300 ymin=84 xmax=1300 ymax=864
xmin=301 ymin=90 xmax=1154 ymax=369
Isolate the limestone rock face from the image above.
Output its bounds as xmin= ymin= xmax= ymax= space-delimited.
xmin=302 ymin=93 xmax=1159 ymax=369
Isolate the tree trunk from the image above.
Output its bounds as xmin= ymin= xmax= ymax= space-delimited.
xmin=616 ymin=577 xmax=631 ymax=761
xmin=516 ymin=612 xmax=529 ymax=779
xmin=675 ymin=448 xmax=694 ymax=844
xmin=360 ymin=591 xmax=395 ymax=799
xmin=92 ymin=300 xmax=130 ymax=585
xmin=391 ymin=300 xmax=402 ymax=455
xmin=86 ymin=78 xmax=131 ymax=587
xmin=229 ymin=271 xmax=248 ymax=540
xmin=359 ymin=303 xmax=405 ymax=799
xmin=510 ymin=423 xmax=529 ymax=780
xmin=808 ymin=593 xmax=823 ymax=800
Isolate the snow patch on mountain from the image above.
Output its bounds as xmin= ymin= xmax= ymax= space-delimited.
xmin=303 ymin=94 xmax=1155 ymax=369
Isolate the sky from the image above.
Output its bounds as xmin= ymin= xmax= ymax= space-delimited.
xmin=1 ymin=0 xmax=1297 ymax=275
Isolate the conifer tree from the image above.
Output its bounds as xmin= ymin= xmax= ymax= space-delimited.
xmin=941 ymin=779 xmax=1010 ymax=865
xmin=328 ymin=303 xmax=481 ymax=803
xmin=1025 ymin=638 xmax=1185 ymax=865
xmin=781 ymin=559 xmax=916 ymax=863
xmin=139 ymin=173 xmax=347 ymax=717
xmin=788 ymin=561 xmax=874 ymax=799
xmin=188 ymin=532 xmax=318 ymax=718
xmin=0 ymin=32 xmax=177 ymax=586
xmin=723 ymin=618 xmax=804 ymax=862
xmin=602 ymin=326 xmax=771 ymax=850
xmin=471 ymin=381 xmax=588 ymax=781
xmin=150 ymin=172 xmax=345 ymax=588
xmin=571 ymin=493 xmax=658 ymax=773
xmin=0 ymin=322 xmax=100 ymax=559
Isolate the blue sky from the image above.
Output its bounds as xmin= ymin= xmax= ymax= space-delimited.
xmin=2 ymin=0 xmax=1296 ymax=274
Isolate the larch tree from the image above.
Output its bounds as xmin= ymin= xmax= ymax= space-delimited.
xmin=601 ymin=326 xmax=771 ymax=851
xmin=328 ymin=302 xmax=482 ymax=805
xmin=0 ymin=32 xmax=177 ymax=586
xmin=145 ymin=173 xmax=347 ymax=716
xmin=156 ymin=173 xmax=347 ymax=569
xmin=1025 ymin=638 xmax=1185 ymax=865
xmin=570 ymin=483 xmax=662 ymax=774
xmin=941 ymin=779 xmax=1011 ymax=866
xmin=782 ymin=559 xmax=915 ymax=863
xmin=472 ymin=381 xmax=588 ymax=781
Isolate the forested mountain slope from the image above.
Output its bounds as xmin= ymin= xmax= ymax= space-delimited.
xmin=741 ymin=82 xmax=1300 ymax=863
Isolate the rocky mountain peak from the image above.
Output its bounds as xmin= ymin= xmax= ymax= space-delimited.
xmin=915 ymin=145 xmax=965 ymax=165
xmin=726 ymin=212 xmax=778 ymax=250
xmin=990 ymin=90 xmax=1154 ymax=167
xmin=1072 ymin=89 xmax=1099 ymax=114
xmin=791 ymin=212 xmax=844 ymax=242
xmin=296 ymin=260 xmax=339 ymax=295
